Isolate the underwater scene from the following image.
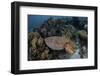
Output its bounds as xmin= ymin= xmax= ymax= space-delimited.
xmin=28 ymin=15 xmax=88 ymax=61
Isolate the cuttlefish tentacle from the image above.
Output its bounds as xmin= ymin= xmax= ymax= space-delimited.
xmin=64 ymin=40 xmax=76 ymax=55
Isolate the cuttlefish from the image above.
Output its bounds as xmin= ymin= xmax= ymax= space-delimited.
xmin=45 ymin=36 xmax=76 ymax=54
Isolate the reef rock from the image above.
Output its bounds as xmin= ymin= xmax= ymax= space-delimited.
xmin=77 ymin=30 xmax=87 ymax=40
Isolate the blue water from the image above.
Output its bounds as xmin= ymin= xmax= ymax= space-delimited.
xmin=28 ymin=15 xmax=87 ymax=32
xmin=28 ymin=15 xmax=73 ymax=32
xmin=28 ymin=15 xmax=50 ymax=32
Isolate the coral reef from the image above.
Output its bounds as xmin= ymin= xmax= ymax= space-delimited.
xmin=28 ymin=17 xmax=88 ymax=60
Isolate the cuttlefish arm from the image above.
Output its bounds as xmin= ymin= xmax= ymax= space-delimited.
xmin=64 ymin=40 xmax=76 ymax=55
